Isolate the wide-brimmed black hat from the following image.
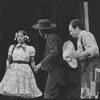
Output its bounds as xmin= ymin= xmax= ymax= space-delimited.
xmin=32 ymin=19 xmax=57 ymax=29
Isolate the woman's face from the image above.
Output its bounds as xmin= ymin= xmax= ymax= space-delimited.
xmin=17 ymin=32 xmax=25 ymax=44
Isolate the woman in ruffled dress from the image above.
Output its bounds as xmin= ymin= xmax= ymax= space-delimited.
xmin=0 ymin=30 xmax=42 ymax=99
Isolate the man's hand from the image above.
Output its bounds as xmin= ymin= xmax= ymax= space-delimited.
xmin=41 ymin=66 xmax=47 ymax=71
xmin=70 ymin=51 xmax=80 ymax=59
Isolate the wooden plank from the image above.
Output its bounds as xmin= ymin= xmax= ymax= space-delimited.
xmin=84 ymin=2 xmax=89 ymax=31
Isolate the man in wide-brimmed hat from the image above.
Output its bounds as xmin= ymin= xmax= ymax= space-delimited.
xmin=32 ymin=19 xmax=68 ymax=100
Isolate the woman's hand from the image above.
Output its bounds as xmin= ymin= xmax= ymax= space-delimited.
xmin=5 ymin=65 xmax=11 ymax=71
xmin=34 ymin=63 xmax=41 ymax=73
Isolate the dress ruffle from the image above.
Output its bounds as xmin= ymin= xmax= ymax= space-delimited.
xmin=0 ymin=63 xmax=42 ymax=98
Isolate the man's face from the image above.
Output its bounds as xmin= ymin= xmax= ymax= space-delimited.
xmin=39 ymin=30 xmax=47 ymax=39
xmin=39 ymin=30 xmax=44 ymax=37
xmin=69 ymin=25 xmax=79 ymax=38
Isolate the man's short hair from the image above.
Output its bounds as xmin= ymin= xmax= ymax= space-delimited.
xmin=69 ymin=19 xmax=85 ymax=30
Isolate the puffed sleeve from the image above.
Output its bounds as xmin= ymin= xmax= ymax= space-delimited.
xmin=29 ymin=46 xmax=36 ymax=56
xmin=8 ymin=45 xmax=15 ymax=55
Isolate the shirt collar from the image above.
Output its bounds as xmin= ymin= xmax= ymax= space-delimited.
xmin=44 ymin=34 xmax=48 ymax=39
xmin=77 ymin=30 xmax=85 ymax=39
xmin=16 ymin=43 xmax=26 ymax=47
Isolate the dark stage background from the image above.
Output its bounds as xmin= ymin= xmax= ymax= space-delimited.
xmin=0 ymin=0 xmax=100 ymax=100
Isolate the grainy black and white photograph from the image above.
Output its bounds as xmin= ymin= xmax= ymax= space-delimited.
xmin=0 ymin=0 xmax=100 ymax=100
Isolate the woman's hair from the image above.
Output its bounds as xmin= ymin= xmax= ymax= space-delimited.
xmin=69 ymin=19 xmax=85 ymax=30
xmin=18 ymin=30 xmax=28 ymax=36
xmin=14 ymin=30 xmax=30 ymax=42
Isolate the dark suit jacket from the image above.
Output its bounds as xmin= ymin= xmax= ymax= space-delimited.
xmin=40 ymin=33 xmax=68 ymax=86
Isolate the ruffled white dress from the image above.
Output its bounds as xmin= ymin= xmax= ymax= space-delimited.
xmin=0 ymin=44 xmax=42 ymax=98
